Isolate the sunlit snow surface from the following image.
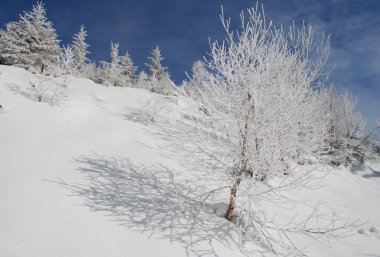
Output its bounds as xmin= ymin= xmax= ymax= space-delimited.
xmin=0 ymin=65 xmax=379 ymax=257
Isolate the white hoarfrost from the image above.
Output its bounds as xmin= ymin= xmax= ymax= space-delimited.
xmin=60 ymin=45 xmax=76 ymax=76
xmin=179 ymin=5 xmax=379 ymax=254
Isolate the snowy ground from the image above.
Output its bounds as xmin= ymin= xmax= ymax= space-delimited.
xmin=1 ymin=65 xmax=379 ymax=257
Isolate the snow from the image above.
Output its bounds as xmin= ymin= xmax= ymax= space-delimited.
xmin=1 ymin=65 xmax=380 ymax=256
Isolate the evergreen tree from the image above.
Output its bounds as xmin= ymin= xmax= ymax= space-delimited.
xmin=107 ymin=41 xmax=123 ymax=86
xmin=88 ymin=61 xmax=108 ymax=85
xmin=183 ymin=60 xmax=211 ymax=99
xmin=110 ymin=42 xmax=120 ymax=66
xmin=145 ymin=46 xmax=168 ymax=81
xmin=0 ymin=2 xmax=60 ymax=73
xmin=0 ymin=21 xmax=32 ymax=67
xmin=144 ymin=46 xmax=173 ymax=94
xmin=120 ymin=52 xmax=137 ymax=86
xmin=136 ymin=70 xmax=149 ymax=89
xmin=72 ymin=25 xmax=89 ymax=72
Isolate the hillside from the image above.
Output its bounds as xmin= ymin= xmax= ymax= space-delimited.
xmin=0 ymin=65 xmax=379 ymax=257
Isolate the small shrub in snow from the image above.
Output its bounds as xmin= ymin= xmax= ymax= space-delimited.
xmin=29 ymin=75 xmax=65 ymax=104
xmin=9 ymin=74 xmax=65 ymax=105
xmin=124 ymin=96 xmax=170 ymax=125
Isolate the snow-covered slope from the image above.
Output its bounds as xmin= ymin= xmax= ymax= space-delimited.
xmin=0 ymin=65 xmax=379 ymax=257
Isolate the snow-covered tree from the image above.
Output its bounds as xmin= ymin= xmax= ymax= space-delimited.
xmin=106 ymin=41 xmax=124 ymax=86
xmin=60 ymin=44 xmax=76 ymax=75
xmin=182 ymin=60 xmax=211 ymax=99
xmin=93 ymin=61 xmax=109 ymax=85
xmin=0 ymin=21 xmax=31 ymax=67
xmin=136 ymin=70 xmax=149 ymax=89
xmin=72 ymin=25 xmax=89 ymax=73
xmin=120 ymin=52 xmax=137 ymax=86
xmin=88 ymin=42 xmax=133 ymax=87
xmin=322 ymin=88 xmax=363 ymax=147
xmin=110 ymin=42 xmax=120 ymax=66
xmin=145 ymin=46 xmax=173 ymax=94
xmin=189 ymin=60 xmax=209 ymax=86
xmin=181 ymin=5 xmax=349 ymax=252
xmin=0 ymin=2 xmax=60 ymax=73
xmin=321 ymin=87 xmax=378 ymax=165
xmin=145 ymin=46 xmax=167 ymax=81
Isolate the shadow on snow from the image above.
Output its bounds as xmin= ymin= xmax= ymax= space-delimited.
xmin=53 ymin=153 xmax=266 ymax=257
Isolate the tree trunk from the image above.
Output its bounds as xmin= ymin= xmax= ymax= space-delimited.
xmin=40 ymin=63 xmax=45 ymax=74
xmin=224 ymin=92 xmax=253 ymax=221
xmin=224 ymin=177 xmax=241 ymax=220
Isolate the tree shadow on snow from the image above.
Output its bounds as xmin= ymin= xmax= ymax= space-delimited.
xmin=54 ymin=153 xmax=265 ymax=257
xmin=362 ymin=167 xmax=380 ymax=178
xmin=6 ymin=81 xmax=66 ymax=106
xmin=350 ymin=164 xmax=380 ymax=179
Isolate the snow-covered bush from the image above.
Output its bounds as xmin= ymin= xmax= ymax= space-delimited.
xmin=124 ymin=96 xmax=170 ymax=125
xmin=8 ymin=74 xmax=65 ymax=105
xmin=321 ymin=87 xmax=378 ymax=165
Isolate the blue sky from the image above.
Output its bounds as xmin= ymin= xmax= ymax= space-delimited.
xmin=0 ymin=0 xmax=379 ymax=130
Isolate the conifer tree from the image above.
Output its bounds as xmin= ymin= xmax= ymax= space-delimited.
xmin=0 ymin=2 xmax=60 ymax=73
xmin=0 ymin=21 xmax=31 ymax=67
xmin=145 ymin=46 xmax=173 ymax=94
xmin=120 ymin=52 xmax=137 ymax=86
xmin=145 ymin=46 xmax=168 ymax=81
xmin=107 ymin=41 xmax=123 ymax=86
xmin=72 ymin=25 xmax=89 ymax=72
xmin=183 ymin=60 xmax=211 ymax=99
xmin=110 ymin=42 xmax=120 ymax=66
xmin=136 ymin=70 xmax=149 ymax=89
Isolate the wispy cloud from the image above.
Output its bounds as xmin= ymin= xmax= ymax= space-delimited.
xmin=261 ymin=0 xmax=380 ymax=129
